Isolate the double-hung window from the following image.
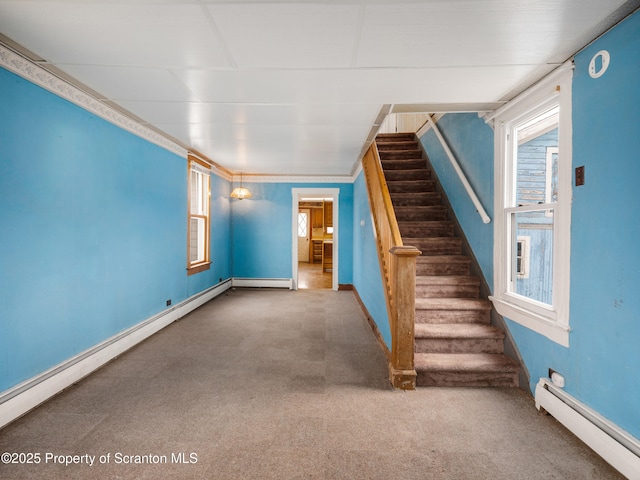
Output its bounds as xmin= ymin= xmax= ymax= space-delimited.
xmin=187 ymin=156 xmax=211 ymax=274
xmin=491 ymin=64 xmax=573 ymax=347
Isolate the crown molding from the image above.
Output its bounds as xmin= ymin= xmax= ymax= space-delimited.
xmin=0 ymin=43 xmax=187 ymax=159
xmin=234 ymin=174 xmax=355 ymax=184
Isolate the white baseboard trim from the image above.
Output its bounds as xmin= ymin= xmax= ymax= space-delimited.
xmin=0 ymin=279 xmax=232 ymax=429
xmin=535 ymin=378 xmax=640 ymax=479
xmin=231 ymin=278 xmax=293 ymax=289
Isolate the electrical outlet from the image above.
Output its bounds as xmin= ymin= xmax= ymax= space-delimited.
xmin=166 ymin=299 xmax=171 ymax=306
xmin=575 ymin=166 xmax=585 ymax=186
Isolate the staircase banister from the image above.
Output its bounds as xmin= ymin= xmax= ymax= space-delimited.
xmin=362 ymin=141 xmax=419 ymax=390
xmin=426 ymin=114 xmax=491 ymax=224
xmin=365 ymin=144 xmax=404 ymax=247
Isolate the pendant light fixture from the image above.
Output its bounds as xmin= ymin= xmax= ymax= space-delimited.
xmin=230 ymin=172 xmax=252 ymax=200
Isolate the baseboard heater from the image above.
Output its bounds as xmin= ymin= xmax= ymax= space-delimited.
xmin=535 ymin=378 xmax=640 ymax=479
xmin=231 ymin=278 xmax=293 ymax=289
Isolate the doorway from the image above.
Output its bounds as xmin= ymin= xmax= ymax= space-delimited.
xmin=292 ymin=188 xmax=339 ymax=290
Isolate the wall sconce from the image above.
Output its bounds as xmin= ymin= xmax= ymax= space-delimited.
xmin=230 ymin=173 xmax=252 ymax=200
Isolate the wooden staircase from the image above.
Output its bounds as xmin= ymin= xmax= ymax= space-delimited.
xmin=376 ymin=132 xmax=520 ymax=387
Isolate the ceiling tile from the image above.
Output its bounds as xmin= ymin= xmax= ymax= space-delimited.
xmin=118 ymin=101 xmax=380 ymax=127
xmin=206 ymin=3 xmax=361 ymax=68
xmin=57 ymin=65 xmax=200 ymax=102
xmin=0 ymin=2 xmax=231 ymax=67
xmin=355 ymin=1 xmax=626 ymax=67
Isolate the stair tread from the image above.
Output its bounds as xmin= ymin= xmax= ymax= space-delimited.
xmin=415 ymin=275 xmax=480 ymax=286
xmin=415 ymin=323 xmax=504 ymax=339
xmin=415 ymin=298 xmax=492 ymax=311
xmin=414 ymin=353 xmax=520 ymax=372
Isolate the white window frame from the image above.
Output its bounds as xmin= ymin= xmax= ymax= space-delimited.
xmin=490 ymin=63 xmax=573 ymax=347
xmin=187 ymin=156 xmax=211 ymax=275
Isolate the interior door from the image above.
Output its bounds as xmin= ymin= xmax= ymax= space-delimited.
xmin=297 ymin=209 xmax=310 ymax=262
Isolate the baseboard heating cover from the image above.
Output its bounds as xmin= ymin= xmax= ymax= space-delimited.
xmin=231 ymin=278 xmax=293 ymax=289
xmin=535 ymin=378 xmax=640 ymax=479
xmin=0 ymin=279 xmax=232 ymax=429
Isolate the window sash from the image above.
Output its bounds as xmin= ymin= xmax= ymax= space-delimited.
xmin=507 ymin=206 xmax=555 ymax=308
xmin=187 ymin=158 xmax=210 ymax=271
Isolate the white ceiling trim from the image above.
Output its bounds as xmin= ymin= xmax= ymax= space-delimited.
xmin=233 ymin=174 xmax=355 ymax=184
xmin=0 ymin=43 xmax=188 ymax=159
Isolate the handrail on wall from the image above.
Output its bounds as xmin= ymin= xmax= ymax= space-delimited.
xmin=426 ymin=115 xmax=491 ymax=224
xmin=362 ymin=142 xmax=420 ymax=390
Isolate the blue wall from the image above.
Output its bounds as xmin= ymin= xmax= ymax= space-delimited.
xmin=352 ymin=171 xmax=391 ymax=348
xmin=549 ymin=12 xmax=639 ymax=436
xmin=0 ymin=67 xmax=230 ymax=392
xmin=419 ymin=113 xmax=495 ymax=285
xmin=230 ymin=182 xmax=353 ymax=285
xmin=506 ymin=10 xmax=640 ymax=438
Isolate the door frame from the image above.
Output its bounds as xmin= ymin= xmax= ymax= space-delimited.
xmin=291 ymin=188 xmax=339 ymax=291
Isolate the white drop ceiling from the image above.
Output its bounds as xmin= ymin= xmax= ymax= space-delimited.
xmin=0 ymin=0 xmax=637 ymax=176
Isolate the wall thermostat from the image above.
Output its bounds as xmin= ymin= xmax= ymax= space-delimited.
xmin=589 ymin=50 xmax=610 ymax=78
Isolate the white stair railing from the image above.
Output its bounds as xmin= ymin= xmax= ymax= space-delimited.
xmin=426 ymin=114 xmax=491 ymax=224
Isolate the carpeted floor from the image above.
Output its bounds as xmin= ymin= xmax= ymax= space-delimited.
xmin=0 ymin=288 xmax=623 ymax=479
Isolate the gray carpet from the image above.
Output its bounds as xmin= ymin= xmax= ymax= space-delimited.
xmin=0 ymin=288 xmax=623 ymax=479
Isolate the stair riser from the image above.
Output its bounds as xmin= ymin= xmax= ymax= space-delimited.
xmin=416 ymin=263 xmax=470 ymax=276
xmin=412 ymin=240 xmax=462 ymax=255
xmin=384 ymin=170 xmax=431 ymax=181
xmin=415 ymin=338 xmax=504 ymax=354
xmin=379 ymin=145 xmax=423 ymax=156
xmin=399 ymin=224 xmax=453 ymax=238
xmin=376 ymin=134 xmax=415 ymax=143
xmin=395 ymin=208 xmax=448 ymax=221
xmin=387 ymin=181 xmax=436 ymax=194
xmin=415 ymin=285 xmax=479 ymax=298
xmin=390 ymin=193 xmax=441 ymax=206
xmin=416 ymin=371 xmax=519 ymax=388
xmin=377 ymin=142 xmax=419 ymax=151
xmin=415 ymin=309 xmax=490 ymax=324
xmin=381 ymin=158 xmax=424 ymax=169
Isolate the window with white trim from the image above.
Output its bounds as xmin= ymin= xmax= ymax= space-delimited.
xmin=491 ymin=65 xmax=573 ymax=347
xmin=187 ymin=156 xmax=211 ymax=275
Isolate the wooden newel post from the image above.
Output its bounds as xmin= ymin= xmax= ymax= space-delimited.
xmin=389 ymin=245 xmax=421 ymax=390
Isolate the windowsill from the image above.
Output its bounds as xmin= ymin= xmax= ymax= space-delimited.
xmin=489 ymin=296 xmax=570 ymax=347
xmin=187 ymin=262 xmax=211 ymax=276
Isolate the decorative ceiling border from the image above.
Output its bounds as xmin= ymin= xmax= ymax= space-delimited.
xmin=233 ymin=174 xmax=355 ymax=184
xmin=0 ymin=43 xmax=188 ymax=159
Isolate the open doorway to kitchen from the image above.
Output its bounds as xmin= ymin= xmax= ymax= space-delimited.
xmin=292 ymin=188 xmax=339 ymax=290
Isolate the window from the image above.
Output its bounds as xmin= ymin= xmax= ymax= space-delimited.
xmin=491 ymin=64 xmax=572 ymax=346
xmin=298 ymin=211 xmax=308 ymax=238
xmin=187 ymin=156 xmax=211 ymax=274
xmin=516 ymin=236 xmax=530 ymax=279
